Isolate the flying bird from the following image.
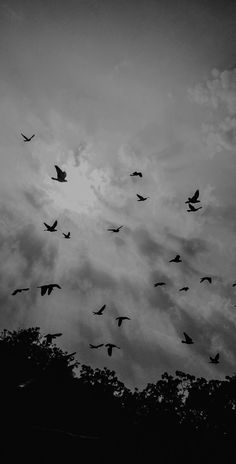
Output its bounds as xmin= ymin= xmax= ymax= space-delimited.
xmin=181 ymin=332 xmax=194 ymax=344
xmin=169 ymin=254 xmax=182 ymax=263
xmin=185 ymin=190 xmax=200 ymax=204
xmin=93 ymin=304 xmax=106 ymax=315
xmin=107 ymin=226 xmax=123 ymax=233
xmin=179 ymin=287 xmax=189 ymax=292
xmin=116 ymin=316 xmax=131 ymax=327
xmin=12 ymin=288 xmax=30 ymax=296
xmin=37 ymin=284 xmax=61 ymax=296
xmin=63 ymin=232 xmax=71 ymax=239
xmin=130 ymin=171 xmax=143 ymax=178
xmin=154 ymin=282 xmax=166 ymax=287
xmin=44 ymin=220 xmax=58 ymax=232
xmin=21 ymin=133 xmax=35 ymax=142
xmin=200 ymin=277 xmax=212 ymax=284
xmin=105 ymin=343 xmax=120 ymax=357
xmin=89 ymin=343 xmax=104 ymax=349
xmin=51 ymin=165 xmax=67 ymax=182
xmin=136 ymin=194 xmax=150 ymax=201
xmin=209 ymin=353 xmax=220 ymax=364
xmin=187 ymin=203 xmax=202 ymax=212
xmin=44 ymin=333 xmax=62 ymax=344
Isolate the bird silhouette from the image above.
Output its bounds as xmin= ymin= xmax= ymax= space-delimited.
xmin=185 ymin=190 xmax=200 ymax=204
xmin=169 ymin=254 xmax=182 ymax=263
xmin=116 ymin=316 xmax=131 ymax=327
xmin=21 ymin=133 xmax=35 ymax=142
xmin=93 ymin=304 xmax=106 ymax=315
xmin=44 ymin=333 xmax=62 ymax=344
xmin=51 ymin=165 xmax=67 ymax=182
xmin=12 ymin=288 xmax=30 ymax=295
xmin=63 ymin=232 xmax=71 ymax=239
xmin=200 ymin=277 xmax=212 ymax=284
xmin=154 ymin=282 xmax=166 ymax=287
xmin=37 ymin=284 xmax=61 ymax=296
xmin=107 ymin=226 xmax=123 ymax=233
xmin=44 ymin=220 xmax=58 ymax=232
xmin=136 ymin=194 xmax=149 ymax=201
xmin=181 ymin=332 xmax=194 ymax=344
xmin=105 ymin=343 xmax=120 ymax=356
xmin=209 ymin=353 xmax=219 ymax=364
xmin=89 ymin=343 xmax=104 ymax=349
xmin=187 ymin=203 xmax=202 ymax=212
xmin=179 ymin=287 xmax=189 ymax=292
xmin=232 ymin=283 xmax=236 ymax=287
xmin=130 ymin=171 xmax=142 ymax=178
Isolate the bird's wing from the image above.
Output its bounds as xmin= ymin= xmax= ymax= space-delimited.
xmin=183 ymin=332 xmax=192 ymax=342
xmin=12 ymin=289 xmax=18 ymax=295
xmin=44 ymin=222 xmax=49 ymax=229
xmin=21 ymin=133 xmax=28 ymax=140
xmin=53 ymin=284 xmax=61 ymax=289
xmin=30 ymin=134 xmax=35 ymax=140
xmin=215 ymin=353 xmax=219 ymax=361
xmin=192 ymin=190 xmax=199 ymax=201
xmin=55 ymin=165 xmax=63 ymax=176
xmin=47 ymin=286 xmax=53 ymax=295
xmin=118 ymin=226 xmax=123 ymax=230
xmin=188 ymin=203 xmax=195 ymax=211
xmin=107 ymin=228 xmax=115 ymax=231
xmin=100 ymin=304 xmax=106 ymax=312
xmin=41 ymin=286 xmax=47 ymax=296
xmin=107 ymin=346 xmax=112 ymax=356
xmin=136 ymin=194 xmax=143 ymax=199
xmin=53 ymin=333 xmax=63 ymax=338
xmin=51 ymin=220 xmax=57 ymax=229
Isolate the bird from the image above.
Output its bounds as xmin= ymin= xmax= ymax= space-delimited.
xmin=64 ymin=352 xmax=76 ymax=360
xmin=185 ymin=190 xmax=200 ymax=204
xmin=105 ymin=343 xmax=120 ymax=357
xmin=116 ymin=316 xmax=131 ymax=327
xmin=187 ymin=203 xmax=202 ymax=212
xmin=37 ymin=284 xmax=61 ymax=296
xmin=179 ymin=287 xmax=189 ymax=292
xmin=44 ymin=220 xmax=58 ymax=232
xmin=154 ymin=282 xmax=166 ymax=287
xmin=93 ymin=304 xmax=106 ymax=315
xmin=21 ymin=133 xmax=35 ymax=142
xmin=169 ymin=254 xmax=182 ymax=263
xmin=209 ymin=353 xmax=219 ymax=364
xmin=89 ymin=343 xmax=104 ymax=349
xmin=200 ymin=277 xmax=212 ymax=284
xmin=181 ymin=332 xmax=194 ymax=344
xmin=44 ymin=333 xmax=62 ymax=344
xmin=130 ymin=171 xmax=143 ymax=178
xmin=137 ymin=194 xmax=150 ymax=201
xmin=232 ymin=283 xmax=236 ymax=287
xmin=51 ymin=165 xmax=67 ymax=182
xmin=63 ymin=232 xmax=71 ymax=239
xmin=107 ymin=226 xmax=123 ymax=233
xmin=12 ymin=288 xmax=30 ymax=296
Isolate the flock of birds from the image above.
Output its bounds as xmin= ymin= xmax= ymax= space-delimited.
xmin=11 ymin=133 xmax=232 ymax=365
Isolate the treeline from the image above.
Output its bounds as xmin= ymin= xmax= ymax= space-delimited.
xmin=1 ymin=327 xmax=236 ymax=461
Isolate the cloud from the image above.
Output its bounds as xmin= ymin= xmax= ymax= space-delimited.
xmin=189 ymin=67 xmax=236 ymax=156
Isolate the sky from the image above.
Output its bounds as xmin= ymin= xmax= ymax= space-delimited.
xmin=1 ymin=0 xmax=236 ymax=389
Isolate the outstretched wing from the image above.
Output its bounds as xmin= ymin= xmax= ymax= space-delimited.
xmin=29 ymin=134 xmax=35 ymax=140
xmin=21 ymin=133 xmax=28 ymax=141
xmin=183 ymin=332 xmax=192 ymax=343
xmin=188 ymin=203 xmax=196 ymax=211
xmin=12 ymin=289 xmax=19 ymax=295
xmin=55 ymin=165 xmax=63 ymax=176
xmin=51 ymin=220 xmax=57 ymax=230
xmin=215 ymin=353 xmax=220 ymax=362
xmin=40 ymin=286 xmax=47 ymax=296
xmin=191 ymin=190 xmax=199 ymax=202
xmin=136 ymin=194 xmax=143 ymax=200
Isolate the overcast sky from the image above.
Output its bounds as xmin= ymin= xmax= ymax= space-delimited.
xmin=1 ymin=0 xmax=236 ymax=388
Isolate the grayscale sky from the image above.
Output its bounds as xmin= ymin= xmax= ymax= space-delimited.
xmin=1 ymin=0 xmax=236 ymax=388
